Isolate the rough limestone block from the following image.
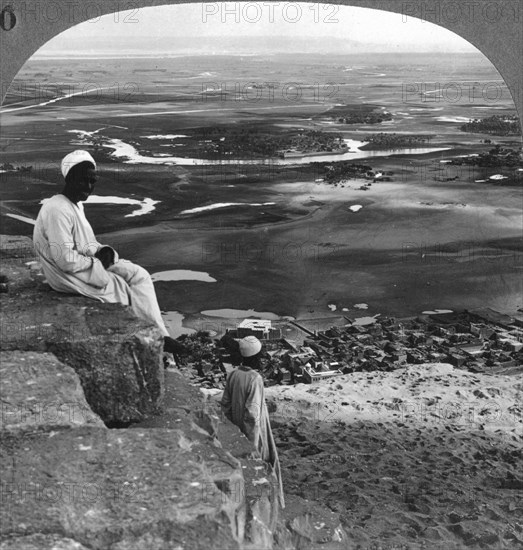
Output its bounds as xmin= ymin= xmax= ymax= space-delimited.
xmin=0 ymin=235 xmax=35 ymax=261
xmin=0 ymin=534 xmax=89 ymax=550
xmin=0 ymin=351 xmax=104 ymax=434
xmin=0 ymin=428 xmax=244 ymax=550
xmin=0 ymin=287 xmax=165 ymax=424
xmin=133 ymin=371 xmax=279 ymax=549
xmin=46 ymin=316 xmax=165 ymax=426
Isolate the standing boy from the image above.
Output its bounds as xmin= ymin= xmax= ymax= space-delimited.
xmin=221 ymin=335 xmax=284 ymax=508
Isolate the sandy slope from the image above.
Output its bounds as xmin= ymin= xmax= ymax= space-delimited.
xmin=265 ymin=364 xmax=523 ymax=549
xmin=266 ymin=364 xmax=522 ymax=436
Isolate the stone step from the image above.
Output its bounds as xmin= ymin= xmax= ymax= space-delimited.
xmin=0 ymin=260 xmax=165 ymax=425
xmin=0 ymin=427 xmax=243 ymax=550
xmin=0 ymin=351 xmax=104 ymax=434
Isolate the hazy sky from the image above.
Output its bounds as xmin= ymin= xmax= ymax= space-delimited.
xmin=41 ymin=3 xmax=476 ymax=53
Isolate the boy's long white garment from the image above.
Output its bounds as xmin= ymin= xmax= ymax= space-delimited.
xmin=221 ymin=366 xmax=285 ymax=509
xmin=33 ymin=194 xmax=169 ymax=337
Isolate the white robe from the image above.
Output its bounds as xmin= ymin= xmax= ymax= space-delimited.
xmin=33 ymin=194 xmax=169 ymax=337
xmin=221 ymin=366 xmax=285 ymax=508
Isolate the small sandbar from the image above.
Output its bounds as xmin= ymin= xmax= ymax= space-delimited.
xmin=435 ymin=116 xmax=472 ymax=123
xmin=422 ymin=309 xmax=454 ymax=315
xmin=152 ymin=270 xmax=217 ymax=283
xmin=141 ymin=134 xmax=188 ymax=139
xmin=180 ymin=202 xmax=276 ymax=215
xmin=5 ymin=213 xmax=36 ymax=225
xmin=46 ymin=195 xmax=160 ymax=218
xmin=68 ymin=128 xmax=106 ymax=139
xmin=86 ymin=195 xmax=160 ymax=217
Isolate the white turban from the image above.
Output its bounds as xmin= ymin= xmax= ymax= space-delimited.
xmin=239 ymin=336 xmax=262 ymax=358
xmin=61 ymin=150 xmax=97 ymax=179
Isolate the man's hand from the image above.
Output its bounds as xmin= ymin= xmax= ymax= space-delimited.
xmin=95 ymin=246 xmax=115 ymax=269
xmin=164 ymin=336 xmax=189 ymax=356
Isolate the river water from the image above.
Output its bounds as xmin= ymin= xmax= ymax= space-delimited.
xmin=103 ymin=136 xmax=451 ymax=167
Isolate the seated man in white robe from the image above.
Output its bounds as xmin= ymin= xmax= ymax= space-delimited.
xmin=33 ymin=149 xmax=182 ymax=354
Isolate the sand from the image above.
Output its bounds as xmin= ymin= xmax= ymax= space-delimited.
xmin=261 ymin=364 xmax=522 ymax=549
xmin=266 ymin=363 xmax=521 ymax=433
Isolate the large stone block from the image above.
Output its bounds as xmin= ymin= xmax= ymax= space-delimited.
xmin=0 ymin=427 xmax=244 ymax=550
xmin=135 ymin=371 xmax=281 ymax=549
xmin=46 ymin=313 xmax=165 ymax=426
xmin=0 ymin=534 xmax=90 ymax=550
xmin=0 ymin=235 xmax=35 ymax=261
xmin=0 ymin=351 xmax=104 ymax=434
xmin=0 ymin=279 xmax=165 ymax=425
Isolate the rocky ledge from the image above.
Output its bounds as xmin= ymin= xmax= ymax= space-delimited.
xmin=0 ymin=235 xmax=282 ymax=550
xmin=1 ymin=236 xmax=164 ymax=425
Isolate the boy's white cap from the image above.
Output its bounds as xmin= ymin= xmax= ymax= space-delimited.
xmin=61 ymin=150 xmax=96 ymax=178
xmin=238 ymin=336 xmax=262 ymax=358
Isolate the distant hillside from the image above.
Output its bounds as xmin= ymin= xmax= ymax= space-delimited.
xmin=33 ymin=35 xmax=478 ymax=57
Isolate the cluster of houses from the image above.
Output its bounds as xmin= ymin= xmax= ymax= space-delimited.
xmin=217 ymin=308 xmax=522 ymax=385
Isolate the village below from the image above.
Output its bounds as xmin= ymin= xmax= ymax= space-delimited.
xmin=173 ymin=308 xmax=523 ymax=390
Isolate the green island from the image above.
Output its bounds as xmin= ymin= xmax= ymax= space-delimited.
xmin=447 ymin=145 xmax=523 ymax=185
xmin=325 ymin=104 xmax=393 ymax=125
xmin=189 ymin=127 xmax=348 ymax=159
xmin=449 ymin=145 xmax=522 ymax=168
xmin=460 ymin=115 xmax=521 ymax=136
xmin=310 ymin=161 xmax=393 ymax=185
xmin=0 ymin=163 xmax=33 ymax=173
xmin=359 ymin=133 xmax=433 ymax=150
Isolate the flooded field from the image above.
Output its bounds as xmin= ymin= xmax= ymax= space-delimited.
xmin=1 ymin=52 xmax=522 ymax=335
